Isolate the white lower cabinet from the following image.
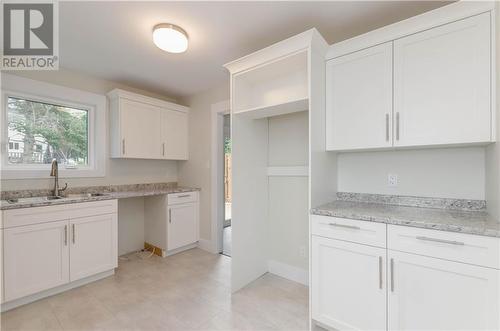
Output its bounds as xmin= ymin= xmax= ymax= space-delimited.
xmin=388 ymin=250 xmax=499 ymax=331
xmin=312 ymin=236 xmax=386 ymax=330
xmin=167 ymin=202 xmax=199 ymax=251
xmin=70 ymin=214 xmax=117 ymax=282
xmin=311 ymin=216 xmax=500 ymax=331
xmin=3 ymin=220 xmax=70 ymax=302
xmin=1 ymin=200 xmax=118 ymax=306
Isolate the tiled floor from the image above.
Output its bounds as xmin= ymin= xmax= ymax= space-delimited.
xmin=1 ymin=248 xmax=309 ymax=331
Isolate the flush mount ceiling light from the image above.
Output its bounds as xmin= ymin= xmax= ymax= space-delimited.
xmin=153 ymin=24 xmax=188 ymax=53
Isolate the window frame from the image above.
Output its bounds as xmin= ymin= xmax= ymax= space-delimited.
xmin=1 ymin=74 xmax=106 ymax=179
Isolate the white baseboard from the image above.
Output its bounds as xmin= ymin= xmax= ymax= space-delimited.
xmin=197 ymin=239 xmax=217 ymax=254
xmin=1 ymin=269 xmax=114 ymax=312
xmin=267 ymin=260 xmax=309 ymax=286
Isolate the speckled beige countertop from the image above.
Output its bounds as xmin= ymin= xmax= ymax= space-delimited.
xmin=311 ymin=193 xmax=499 ymax=238
xmin=0 ymin=183 xmax=200 ymax=210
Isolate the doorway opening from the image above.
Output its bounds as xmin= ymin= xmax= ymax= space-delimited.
xmin=222 ymin=114 xmax=231 ymax=257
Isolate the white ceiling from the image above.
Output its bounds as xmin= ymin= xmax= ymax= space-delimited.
xmin=59 ymin=1 xmax=450 ymax=99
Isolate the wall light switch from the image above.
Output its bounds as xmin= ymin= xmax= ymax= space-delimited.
xmin=388 ymin=174 xmax=398 ymax=187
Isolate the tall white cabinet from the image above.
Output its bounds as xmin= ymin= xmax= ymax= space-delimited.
xmin=108 ymin=89 xmax=189 ymax=160
xmin=225 ymin=29 xmax=336 ymax=292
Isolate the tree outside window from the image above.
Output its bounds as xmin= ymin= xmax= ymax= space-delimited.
xmin=7 ymin=97 xmax=89 ymax=166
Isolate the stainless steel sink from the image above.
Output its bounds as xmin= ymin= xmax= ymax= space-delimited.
xmin=65 ymin=192 xmax=109 ymax=198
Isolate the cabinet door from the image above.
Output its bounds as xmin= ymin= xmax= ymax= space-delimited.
xmin=120 ymin=98 xmax=162 ymax=159
xmin=326 ymin=42 xmax=393 ymax=151
xmin=70 ymin=214 xmax=117 ymax=282
xmin=394 ymin=13 xmax=491 ymax=147
xmin=161 ymin=109 xmax=188 ymax=160
xmin=3 ymin=220 xmax=69 ymax=301
xmin=388 ymin=251 xmax=499 ymax=330
xmin=312 ymin=236 xmax=387 ymax=330
xmin=167 ymin=203 xmax=198 ymax=251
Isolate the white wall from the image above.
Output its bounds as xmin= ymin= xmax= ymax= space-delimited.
xmin=0 ymin=69 xmax=181 ymax=255
xmin=337 ymin=147 xmax=486 ymax=200
xmin=177 ymin=84 xmax=230 ymax=241
xmin=267 ymin=111 xmax=309 ymax=272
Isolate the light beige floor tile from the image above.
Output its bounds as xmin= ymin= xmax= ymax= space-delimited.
xmin=0 ymin=298 xmax=63 ymax=331
xmin=0 ymin=248 xmax=308 ymax=331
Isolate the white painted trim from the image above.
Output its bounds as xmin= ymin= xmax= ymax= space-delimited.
xmin=166 ymin=242 xmax=198 ymax=256
xmin=267 ymin=166 xmax=309 ymax=177
xmin=326 ymin=1 xmax=495 ymax=59
xmin=224 ymin=29 xmax=325 ymax=74
xmin=197 ymin=239 xmax=213 ymax=253
xmin=1 ymin=269 xmax=114 ymax=312
xmin=1 ymin=73 xmax=106 ymax=179
xmin=267 ymin=260 xmax=309 ymax=286
xmin=107 ymin=88 xmax=189 ymax=113
xmin=210 ymin=100 xmax=231 ymax=255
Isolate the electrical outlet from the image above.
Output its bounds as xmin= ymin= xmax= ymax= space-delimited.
xmin=299 ymin=245 xmax=307 ymax=258
xmin=388 ymin=174 xmax=398 ymax=187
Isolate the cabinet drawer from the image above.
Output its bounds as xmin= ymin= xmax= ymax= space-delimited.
xmin=1 ymin=200 xmax=117 ymax=229
xmin=168 ymin=191 xmax=198 ymax=205
xmin=388 ymin=225 xmax=500 ymax=269
xmin=311 ymin=215 xmax=386 ymax=248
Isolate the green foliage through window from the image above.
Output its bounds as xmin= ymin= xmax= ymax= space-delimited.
xmin=224 ymin=137 xmax=231 ymax=154
xmin=7 ymin=97 xmax=89 ymax=166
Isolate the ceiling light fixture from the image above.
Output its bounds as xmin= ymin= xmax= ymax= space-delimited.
xmin=152 ymin=24 xmax=188 ymax=53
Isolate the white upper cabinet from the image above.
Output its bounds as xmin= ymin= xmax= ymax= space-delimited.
xmin=108 ymin=89 xmax=189 ymax=160
xmin=119 ymin=98 xmax=162 ymax=159
xmin=325 ymin=11 xmax=493 ymax=151
xmin=326 ymin=42 xmax=393 ymax=150
xmin=393 ymin=13 xmax=492 ymax=147
xmin=161 ymin=109 xmax=188 ymax=160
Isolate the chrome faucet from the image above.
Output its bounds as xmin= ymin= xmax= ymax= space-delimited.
xmin=50 ymin=159 xmax=68 ymax=197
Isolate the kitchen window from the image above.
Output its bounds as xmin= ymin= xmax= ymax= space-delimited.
xmin=7 ymin=96 xmax=89 ymax=167
xmin=1 ymin=74 xmax=106 ymax=179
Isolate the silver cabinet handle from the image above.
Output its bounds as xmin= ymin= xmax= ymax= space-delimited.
xmin=177 ymin=194 xmax=190 ymax=198
xmin=379 ymin=256 xmax=383 ymax=289
xmin=390 ymin=258 xmax=394 ymax=292
xmin=416 ymin=236 xmax=464 ymax=246
xmin=169 ymin=209 xmax=172 ymax=223
xmin=396 ymin=112 xmax=400 ymax=141
xmin=122 ymin=139 xmax=126 ymax=155
xmin=72 ymin=224 xmax=75 ymax=244
xmin=327 ymin=223 xmax=360 ymax=230
xmin=385 ymin=114 xmax=389 ymax=141
xmin=162 ymin=142 xmax=165 ymax=156
xmin=64 ymin=225 xmax=68 ymax=246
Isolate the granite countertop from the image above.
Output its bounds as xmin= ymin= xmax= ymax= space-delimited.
xmin=311 ymin=193 xmax=499 ymax=238
xmin=0 ymin=183 xmax=200 ymax=210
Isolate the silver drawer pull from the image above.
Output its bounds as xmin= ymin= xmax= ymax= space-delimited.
xmin=416 ymin=236 xmax=464 ymax=246
xmin=327 ymin=223 xmax=360 ymax=230
xmin=177 ymin=194 xmax=191 ymax=198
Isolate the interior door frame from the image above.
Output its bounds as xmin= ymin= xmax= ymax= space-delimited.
xmin=210 ymin=100 xmax=230 ymax=254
